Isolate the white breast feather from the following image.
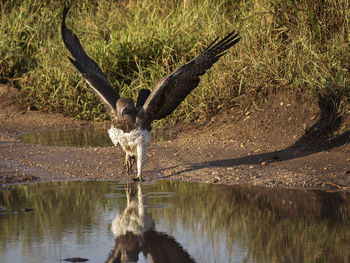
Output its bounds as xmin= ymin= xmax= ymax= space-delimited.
xmin=108 ymin=127 xmax=151 ymax=155
xmin=111 ymin=200 xmax=154 ymax=237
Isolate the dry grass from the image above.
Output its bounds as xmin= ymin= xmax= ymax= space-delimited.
xmin=0 ymin=0 xmax=349 ymax=122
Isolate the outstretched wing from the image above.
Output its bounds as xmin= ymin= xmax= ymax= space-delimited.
xmin=136 ymin=89 xmax=151 ymax=109
xmin=140 ymin=31 xmax=240 ymax=126
xmin=61 ymin=7 xmax=119 ymax=112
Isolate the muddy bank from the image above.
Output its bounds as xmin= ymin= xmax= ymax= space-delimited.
xmin=0 ymin=85 xmax=349 ymax=191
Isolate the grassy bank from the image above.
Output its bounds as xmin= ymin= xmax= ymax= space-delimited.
xmin=0 ymin=0 xmax=349 ymax=121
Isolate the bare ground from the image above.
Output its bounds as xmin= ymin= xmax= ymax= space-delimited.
xmin=0 ymin=84 xmax=349 ymax=191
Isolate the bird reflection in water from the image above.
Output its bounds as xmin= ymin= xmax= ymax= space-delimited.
xmin=105 ymin=183 xmax=195 ymax=263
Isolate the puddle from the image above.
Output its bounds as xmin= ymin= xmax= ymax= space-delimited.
xmin=0 ymin=181 xmax=349 ymax=263
xmin=20 ymin=127 xmax=172 ymax=147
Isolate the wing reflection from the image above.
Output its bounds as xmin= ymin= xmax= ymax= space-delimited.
xmin=106 ymin=183 xmax=195 ymax=263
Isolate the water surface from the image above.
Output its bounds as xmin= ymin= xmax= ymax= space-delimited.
xmin=20 ymin=127 xmax=171 ymax=147
xmin=0 ymin=181 xmax=349 ymax=263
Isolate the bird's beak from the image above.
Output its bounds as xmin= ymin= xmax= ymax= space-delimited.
xmin=121 ymin=108 xmax=131 ymax=117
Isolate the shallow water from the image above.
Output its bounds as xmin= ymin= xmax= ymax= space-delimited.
xmin=20 ymin=127 xmax=171 ymax=147
xmin=0 ymin=181 xmax=349 ymax=263
xmin=20 ymin=127 xmax=113 ymax=147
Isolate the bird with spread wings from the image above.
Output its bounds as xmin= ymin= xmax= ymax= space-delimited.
xmin=61 ymin=7 xmax=240 ymax=181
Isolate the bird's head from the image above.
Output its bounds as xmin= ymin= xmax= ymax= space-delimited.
xmin=115 ymin=98 xmax=136 ymax=123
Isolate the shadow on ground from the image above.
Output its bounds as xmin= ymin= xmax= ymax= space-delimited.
xmin=158 ymin=96 xmax=350 ymax=176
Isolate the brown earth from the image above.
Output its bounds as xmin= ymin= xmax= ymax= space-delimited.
xmin=0 ymin=84 xmax=349 ymax=191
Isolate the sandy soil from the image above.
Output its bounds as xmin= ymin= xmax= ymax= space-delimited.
xmin=0 ymin=84 xmax=349 ymax=191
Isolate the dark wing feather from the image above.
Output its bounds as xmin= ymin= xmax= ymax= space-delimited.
xmin=140 ymin=31 xmax=240 ymax=126
xmin=61 ymin=7 xmax=119 ymax=112
xmin=136 ymin=89 xmax=151 ymax=108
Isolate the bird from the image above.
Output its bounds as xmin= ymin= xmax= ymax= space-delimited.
xmin=61 ymin=7 xmax=241 ymax=181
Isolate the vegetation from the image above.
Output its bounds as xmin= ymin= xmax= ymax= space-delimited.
xmin=0 ymin=0 xmax=349 ymax=122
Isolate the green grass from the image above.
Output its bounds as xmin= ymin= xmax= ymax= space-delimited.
xmin=0 ymin=0 xmax=349 ymax=122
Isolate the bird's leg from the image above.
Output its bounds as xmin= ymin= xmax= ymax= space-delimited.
xmin=124 ymin=154 xmax=132 ymax=175
xmin=130 ymin=155 xmax=136 ymax=166
xmin=124 ymin=154 xmax=129 ymax=175
xmin=135 ymin=144 xmax=145 ymax=182
xmin=126 ymin=183 xmax=131 ymax=205
xmin=124 ymin=154 xmax=136 ymax=175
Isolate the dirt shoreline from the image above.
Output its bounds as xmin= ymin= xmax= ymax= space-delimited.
xmin=1 ymin=85 xmax=349 ymax=191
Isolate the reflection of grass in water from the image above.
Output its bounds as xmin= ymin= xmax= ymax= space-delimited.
xmin=20 ymin=127 xmax=172 ymax=147
xmin=0 ymin=182 xmax=126 ymax=247
xmin=20 ymin=128 xmax=113 ymax=147
xmin=0 ymin=181 xmax=349 ymax=262
xmin=151 ymin=181 xmax=350 ymax=263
